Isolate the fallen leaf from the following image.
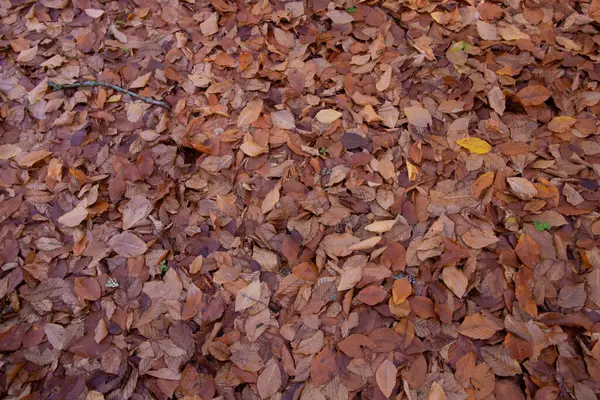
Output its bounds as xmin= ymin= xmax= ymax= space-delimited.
xmin=507 ymin=177 xmax=538 ymax=200
xmin=74 ymin=277 xmax=102 ymax=301
xmin=129 ymin=72 xmax=152 ymax=89
xmin=365 ymin=220 xmax=397 ymax=234
xmin=404 ymin=105 xmax=432 ymax=127
xmin=84 ymin=8 xmax=105 ymax=18
xmin=456 ymin=137 xmax=492 ymax=154
xmin=122 ymin=195 xmax=153 ymax=230
xmin=257 ymin=363 xmax=282 ymax=399
xmin=0 ymin=144 xmax=22 ymax=160
xmin=515 ymin=85 xmax=551 ymax=106
xmin=515 ymin=234 xmax=541 ymax=268
xmin=200 ymin=12 xmax=219 ymax=36
xmin=487 ymin=86 xmax=505 ymax=115
xmin=442 ymin=265 xmax=468 ymax=298
xmin=271 ymin=110 xmax=296 ymax=129
xmin=108 ymin=232 xmax=148 ymax=257
xmin=235 ymin=279 xmax=261 ymax=312
xmin=547 ymin=116 xmax=577 ymax=133
xmin=58 ymin=204 xmax=89 ymax=227
xmin=376 ymin=359 xmax=397 ymax=398
xmin=428 ymin=382 xmax=446 ymax=400
xmin=237 ymin=99 xmax=263 ymax=127
xmin=17 ymin=45 xmax=38 ymax=63
xmin=392 ymin=278 xmax=412 ymax=305
xmin=316 ymin=109 xmax=342 ymax=124
xmin=458 ymin=313 xmax=499 ymax=339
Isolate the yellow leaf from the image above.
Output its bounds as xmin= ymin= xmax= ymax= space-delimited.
xmin=315 ymin=109 xmax=342 ymax=124
xmin=456 ymin=137 xmax=492 ymax=155
xmin=406 ymin=160 xmax=418 ymax=181
xmin=365 ymin=220 xmax=396 ymax=234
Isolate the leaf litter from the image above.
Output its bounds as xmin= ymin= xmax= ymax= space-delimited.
xmin=1 ymin=0 xmax=600 ymax=399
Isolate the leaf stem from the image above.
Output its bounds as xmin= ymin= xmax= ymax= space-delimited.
xmin=48 ymin=80 xmax=171 ymax=109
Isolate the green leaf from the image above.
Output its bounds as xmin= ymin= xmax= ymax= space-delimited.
xmin=534 ymin=220 xmax=551 ymax=232
xmin=346 ymin=6 xmax=357 ymax=13
xmin=160 ymin=260 xmax=169 ymax=274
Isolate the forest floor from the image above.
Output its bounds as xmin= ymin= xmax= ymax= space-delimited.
xmin=1 ymin=0 xmax=600 ymax=399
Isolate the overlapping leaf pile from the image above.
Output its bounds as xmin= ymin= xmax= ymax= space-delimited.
xmin=1 ymin=0 xmax=600 ymax=399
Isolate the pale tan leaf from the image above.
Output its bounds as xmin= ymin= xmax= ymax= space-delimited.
xmin=240 ymin=134 xmax=268 ymax=157
xmin=122 ymin=195 xmax=153 ymax=230
xmin=428 ymin=382 xmax=446 ymax=400
xmin=462 ymin=227 xmax=498 ymax=249
xmin=507 ymin=177 xmax=538 ymax=200
xmin=0 ymin=144 xmax=22 ymax=160
xmin=376 ymin=359 xmax=397 ymax=398
xmin=321 ymin=233 xmax=359 ymax=258
xmin=235 ymin=278 xmax=261 ymax=312
xmin=376 ymin=66 xmax=392 ymax=91
xmin=365 ymin=220 xmax=397 ymax=234
xmin=35 ymin=237 xmax=63 ymax=251
xmin=108 ymin=232 xmax=148 ymax=257
xmin=58 ymin=205 xmax=89 ymax=227
xmin=28 ymin=78 xmax=48 ymax=105
xmin=41 ymin=54 xmax=67 ymax=68
xmin=237 ymin=99 xmax=263 ymax=127
xmin=84 ymin=8 xmax=105 ymax=18
xmin=316 ymin=109 xmax=342 ymax=124
xmin=338 ymin=267 xmax=363 ymax=291
xmin=487 ymin=86 xmax=505 ymax=115
xmin=17 ymin=45 xmax=38 ymax=63
xmin=271 ymin=110 xmax=296 ymax=129
xmin=442 ymin=265 xmax=468 ymax=298
xmin=348 ymin=236 xmax=382 ymax=251
xmin=200 ymin=12 xmax=219 ymax=36
xmin=94 ymin=319 xmax=108 ymax=343
xmin=44 ymin=323 xmax=67 ymax=350
xmin=257 ymin=363 xmax=282 ymax=399
xmin=404 ymin=105 xmax=432 ymax=128
xmin=477 ymin=20 xmax=499 ymax=40
xmin=129 ymin=72 xmax=151 ymax=89
xmin=261 ymin=184 xmax=280 ymax=214
xmin=481 ymin=345 xmax=522 ymax=376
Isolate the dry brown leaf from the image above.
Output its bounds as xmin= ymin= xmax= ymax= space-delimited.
xmin=58 ymin=205 xmax=89 ymax=227
xmin=129 ymin=72 xmax=151 ymax=89
xmin=257 ymin=363 xmax=281 ymax=399
xmin=487 ymin=86 xmax=505 ymax=115
xmin=200 ymin=12 xmax=219 ymax=36
xmin=404 ymin=105 xmax=432 ymax=128
xmin=507 ymin=177 xmax=538 ymax=200
xmin=365 ymin=220 xmax=397 ymax=234
xmin=458 ymin=313 xmax=499 ymax=340
xmin=0 ymin=144 xmax=22 ymax=160
xmin=237 ymin=99 xmax=263 ymax=127
xmin=235 ymin=278 xmax=261 ymax=312
xmin=515 ymin=85 xmax=551 ymax=106
xmin=428 ymin=382 xmax=446 ymax=400
xmin=271 ymin=110 xmax=296 ymax=130
xmin=122 ymin=195 xmax=153 ymax=230
xmin=442 ymin=265 xmax=468 ymax=298
xmin=108 ymin=232 xmax=148 ymax=257
xmin=376 ymin=359 xmax=397 ymax=398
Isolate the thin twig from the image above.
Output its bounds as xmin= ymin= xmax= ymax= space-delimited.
xmin=48 ymin=80 xmax=171 ymax=109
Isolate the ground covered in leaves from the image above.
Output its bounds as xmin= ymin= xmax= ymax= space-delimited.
xmin=1 ymin=0 xmax=600 ymax=399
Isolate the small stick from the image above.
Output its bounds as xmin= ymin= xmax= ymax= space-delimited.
xmin=48 ymin=80 xmax=171 ymax=109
